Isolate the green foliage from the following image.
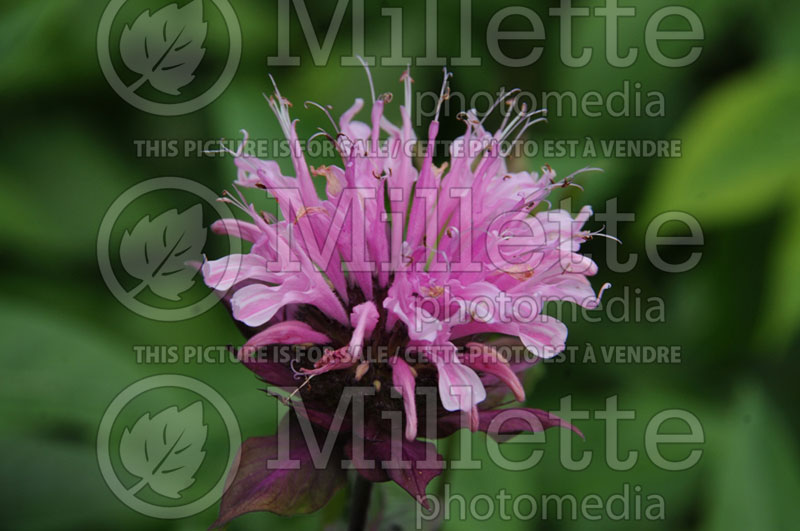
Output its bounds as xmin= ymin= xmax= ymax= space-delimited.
xmin=642 ymin=63 xmax=800 ymax=226
xmin=758 ymin=195 xmax=800 ymax=352
xmin=702 ymin=385 xmax=800 ymax=531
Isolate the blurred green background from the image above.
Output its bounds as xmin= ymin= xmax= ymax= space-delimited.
xmin=2 ymin=0 xmax=799 ymax=529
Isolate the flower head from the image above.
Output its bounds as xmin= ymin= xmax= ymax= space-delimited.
xmin=203 ymin=68 xmax=608 ymax=526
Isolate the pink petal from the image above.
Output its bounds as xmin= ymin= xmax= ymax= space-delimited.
xmin=462 ymin=342 xmax=526 ymax=402
xmin=518 ymin=318 xmax=568 ymax=359
xmin=202 ymin=254 xmax=280 ymax=292
xmin=231 ymin=273 xmax=348 ymax=328
xmin=389 ymin=356 xmax=418 ymax=441
xmin=348 ymin=301 xmax=380 ymax=358
xmin=383 ymin=273 xmax=442 ymax=342
xmin=245 ymin=321 xmax=331 ymax=349
xmin=231 ymin=281 xmax=306 ymax=327
xmin=426 ymin=346 xmax=487 ymax=413
xmin=211 ymin=219 xmax=262 ymax=242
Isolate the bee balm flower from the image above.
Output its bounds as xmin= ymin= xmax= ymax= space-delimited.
xmin=203 ymin=69 xmax=608 ymax=527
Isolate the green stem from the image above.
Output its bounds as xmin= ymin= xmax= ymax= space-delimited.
xmin=348 ymin=475 xmax=373 ymax=531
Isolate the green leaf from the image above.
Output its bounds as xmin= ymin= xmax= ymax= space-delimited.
xmin=0 ymin=0 xmax=96 ymax=92
xmin=0 ymin=437 xmax=146 ymax=530
xmin=441 ymin=431 xmax=542 ymax=531
xmin=756 ymin=193 xmax=800 ymax=352
xmin=702 ymin=384 xmax=800 ymax=531
xmin=642 ymin=63 xmax=800 ymax=227
xmin=0 ymin=120 xmax=140 ymax=263
xmin=0 ymin=299 xmax=146 ymax=435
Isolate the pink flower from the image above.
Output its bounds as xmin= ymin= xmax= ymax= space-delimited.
xmin=203 ymin=69 xmax=608 ymax=526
